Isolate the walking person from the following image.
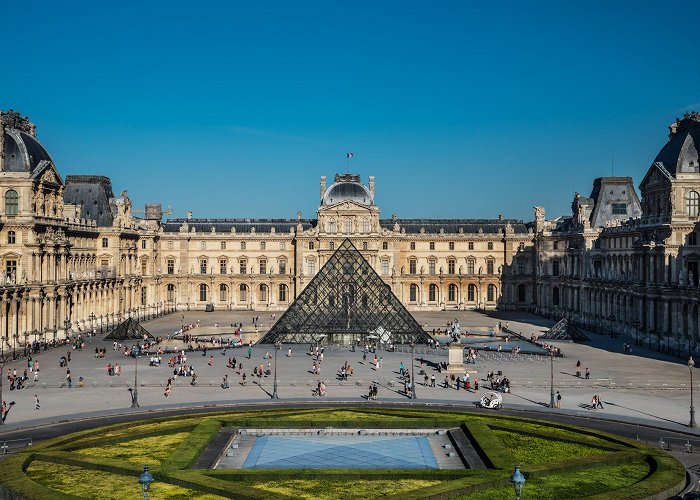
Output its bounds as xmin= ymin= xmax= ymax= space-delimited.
xmin=596 ymin=394 xmax=604 ymax=409
xmin=555 ymin=391 xmax=562 ymax=409
xmin=34 ymin=394 xmax=40 ymax=411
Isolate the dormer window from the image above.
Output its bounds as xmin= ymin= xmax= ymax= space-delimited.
xmin=687 ymin=191 xmax=700 ymax=217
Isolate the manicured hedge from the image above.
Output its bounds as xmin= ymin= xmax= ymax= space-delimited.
xmin=462 ymin=421 xmax=515 ymax=469
xmin=158 ymin=420 xmax=221 ymax=471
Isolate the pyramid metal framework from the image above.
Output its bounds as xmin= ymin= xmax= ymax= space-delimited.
xmin=104 ymin=317 xmax=155 ymax=341
xmin=260 ymin=239 xmax=433 ymax=345
xmin=539 ymin=318 xmax=589 ymax=342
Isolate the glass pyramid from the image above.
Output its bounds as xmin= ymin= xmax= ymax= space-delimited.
xmin=260 ymin=239 xmax=433 ymax=345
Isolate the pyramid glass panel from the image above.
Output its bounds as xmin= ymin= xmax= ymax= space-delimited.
xmin=260 ymin=239 xmax=433 ymax=345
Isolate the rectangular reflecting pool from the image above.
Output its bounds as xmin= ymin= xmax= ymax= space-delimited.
xmin=241 ymin=434 xmax=439 ymax=469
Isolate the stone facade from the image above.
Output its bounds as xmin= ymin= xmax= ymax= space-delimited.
xmin=1 ymin=108 xmax=699 ymax=354
xmin=535 ymin=112 xmax=700 ymax=355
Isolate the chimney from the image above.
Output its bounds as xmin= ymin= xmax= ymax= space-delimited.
xmin=368 ymin=176 xmax=375 ymax=196
xmin=320 ymin=176 xmax=326 ymax=202
xmin=186 ymin=211 xmax=193 ymax=220
xmin=297 ymin=211 xmax=302 ymax=221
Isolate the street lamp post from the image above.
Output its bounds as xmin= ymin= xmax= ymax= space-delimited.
xmin=689 ymin=356 xmax=696 ymax=428
xmin=138 ymin=464 xmax=154 ymax=500
xmin=510 ymin=465 xmax=526 ymax=500
xmin=272 ymin=341 xmax=280 ymax=399
xmin=411 ymin=342 xmax=417 ymax=400
xmin=549 ymin=350 xmax=555 ymax=409
xmin=0 ymin=344 xmax=7 ymax=425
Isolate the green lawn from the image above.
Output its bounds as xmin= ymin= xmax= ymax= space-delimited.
xmin=26 ymin=461 xmax=227 ymax=500
xmin=252 ymin=479 xmax=446 ymax=499
xmin=493 ymin=429 xmax=609 ymax=465
xmin=457 ymin=460 xmax=651 ymax=499
xmin=76 ymin=431 xmax=192 ymax=466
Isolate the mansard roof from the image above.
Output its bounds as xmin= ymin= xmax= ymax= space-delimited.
xmin=162 ymin=218 xmax=316 ymax=234
xmin=654 ymin=111 xmax=700 ymax=176
xmin=64 ymin=175 xmax=115 ymax=227
xmin=379 ymin=218 xmax=529 ymax=234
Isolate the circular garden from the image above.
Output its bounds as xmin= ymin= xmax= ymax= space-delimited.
xmin=0 ymin=408 xmax=686 ymax=499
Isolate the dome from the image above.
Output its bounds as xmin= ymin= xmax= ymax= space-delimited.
xmin=322 ymin=173 xmax=374 ymax=206
xmin=1 ymin=110 xmax=53 ymax=173
xmin=654 ymin=112 xmax=700 ymax=176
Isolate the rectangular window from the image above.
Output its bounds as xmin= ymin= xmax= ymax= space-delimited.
xmin=220 ymin=259 xmax=227 ymax=274
xmin=102 ymin=238 xmax=108 ymax=248
xmin=168 ymin=241 xmax=174 ymax=250
xmin=6 ymin=260 xmax=16 ymax=276
xmin=307 ymin=260 xmax=316 ymax=275
xmin=552 ymin=260 xmax=560 ymax=276
xmin=429 ymin=242 xmax=435 ymax=250
xmin=141 ymin=240 xmax=146 ymax=249
xmin=487 ymin=242 xmax=494 ymax=250
xmin=345 ymin=219 xmax=352 ymax=233
xmin=167 ymin=259 xmax=175 ymax=274
xmin=279 ymin=241 xmax=286 ymax=250
xmin=259 ymin=259 xmax=267 ymax=274
xmin=141 ymin=287 xmax=147 ymax=305
xmin=221 ymin=241 xmax=226 ymax=250
xmin=553 ymin=241 xmax=559 ymax=250
xmin=381 ymin=260 xmax=389 ymax=276
xmin=362 ymin=219 xmax=370 ymax=233
xmin=260 ymin=241 xmax=266 ymax=250
xmin=241 ymin=241 xmax=246 ymax=250
xmin=449 ymin=242 xmax=454 ymax=251
xmin=362 ymin=241 xmax=368 ymax=250
xmin=200 ymin=259 xmax=207 ymax=274
xmin=429 ymin=260 xmax=436 ymax=275
xmin=309 ymin=241 xmax=315 ymax=250
xmin=279 ymin=260 xmax=286 ymax=274
xmin=101 ymin=259 xmax=109 ymax=267
xmin=382 ymin=241 xmax=388 ymax=250
xmin=487 ymin=260 xmax=494 ymax=274
xmin=467 ymin=260 xmax=474 ymax=274
xmin=612 ymin=203 xmax=627 ymax=215
xmin=409 ymin=259 xmax=417 ymax=274
xmin=329 ymin=221 xmax=336 ymax=233
xmin=448 ymin=259 xmax=455 ymax=274
xmin=410 ymin=242 xmax=415 ymax=250
xmin=141 ymin=260 xmax=147 ymax=275
xmin=239 ymin=260 xmax=247 ymax=274
xmin=468 ymin=242 xmax=474 ymax=250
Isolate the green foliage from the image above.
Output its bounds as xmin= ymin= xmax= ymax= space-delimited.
xmin=462 ymin=421 xmax=516 ymax=469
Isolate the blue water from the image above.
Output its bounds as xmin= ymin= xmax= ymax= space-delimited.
xmin=461 ymin=338 xmax=548 ymax=355
xmin=242 ymin=434 xmax=439 ymax=469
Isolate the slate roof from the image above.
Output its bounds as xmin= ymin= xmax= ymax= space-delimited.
xmin=379 ymin=218 xmax=529 ymax=234
xmin=162 ymin=218 xmax=316 ymax=233
xmin=2 ymin=129 xmax=53 ymax=173
xmin=63 ymin=175 xmax=115 ymax=227
xmin=654 ymin=112 xmax=700 ymax=177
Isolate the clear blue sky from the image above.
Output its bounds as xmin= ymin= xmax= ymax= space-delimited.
xmin=2 ymin=1 xmax=699 ymax=221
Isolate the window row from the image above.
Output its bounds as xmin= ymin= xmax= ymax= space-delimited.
xmin=165 ymin=283 xmax=289 ymax=303
xmin=407 ymin=258 xmax=496 ymax=275
xmin=408 ymin=241 xmax=495 ymax=251
xmin=166 ymin=259 xmax=287 ymax=275
xmin=407 ymin=283 xmax=498 ymax=303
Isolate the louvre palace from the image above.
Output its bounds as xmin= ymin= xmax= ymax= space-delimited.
xmin=1 ymin=109 xmax=699 ymax=354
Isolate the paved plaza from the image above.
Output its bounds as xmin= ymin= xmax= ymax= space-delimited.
xmin=0 ymin=309 xmax=698 ymax=439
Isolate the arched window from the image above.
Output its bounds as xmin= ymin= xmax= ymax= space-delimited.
xmin=409 ymin=284 xmax=418 ymax=302
xmin=428 ymin=284 xmax=438 ymax=302
xmin=487 ymin=284 xmax=496 ymax=302
xmin=259 ymin=284 xmax=268 ymax=302
xmin=5 ymin=190 xmax=18 ymax=216
xmin=278 ymin=284 xmax=288 ymax=302
xmin=688 ymin=191 xmax=700 ymax=217
xmin=468 ymin=284 xmax=476 ymax=302
xmin=219 ymin=284 xmax=228 ymax=302
xmin=199 ymin=284 xmax=208 ymax=302
xmin=7 ymin=231 xmax=15 ymax=244
xmin=239 ymin=284 xmax=248 ymax=301
xmin=518 ymin=284 xmax=527 ymax=302
xmin=166 ymin=284 xmax=176 ymax=301
xmin=552 ymin=286 xmax=560 ymax=306
xmin=448 ymin=284 xmax=457 ymax=302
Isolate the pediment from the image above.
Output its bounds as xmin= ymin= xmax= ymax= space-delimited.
xmin=31 ymin=161 xmax=63 ymax=187
xmin=318 ymin=200 xmax=375 ymax=213
xmin=640 ymin=162 xmax=672 ymax=189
